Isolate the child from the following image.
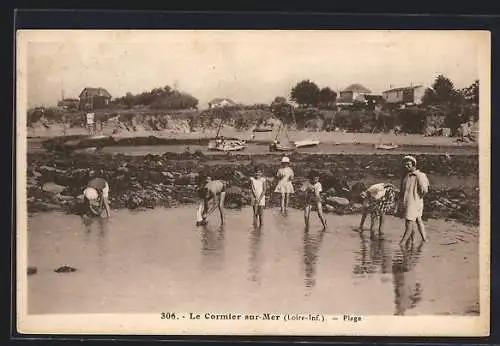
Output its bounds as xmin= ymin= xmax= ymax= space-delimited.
xmin=301 ymin=170 xmax=327 ymax=230
xmin=82 ymin=172 xmax=111 ymax=218
xmin=399 ymin=155 xmax=430 ymax=244
xmin=274 ymin=156 xmax=295 ymax=214
xmin=196 ymin=175 xmax=227 ymax=227
xmin=196 ymin=175 xmax=212 ymax=226
xmin=250 ymin=167 xmax=267 ymax=228
xmin=359 ymin=183 xmax=399 ymax=238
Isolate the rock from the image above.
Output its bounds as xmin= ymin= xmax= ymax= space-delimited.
xmin=327 ymin=196 xmax=350 ymax=206
xmin=326 ymin=187 xmax=336 ymax=195
xmin=325 ymin=204 xmax=335 ymax=213
xmin=39 ymin=165 xmax=56 ymax=172
xmin=54 ymin=265 xmax=77 ymax=273
xmin=351 ymin=203 xmax=364 ymax=211
xmin=27 ymin=266 xmax=38 ymax=276
xmin=42 ymin=182 xmax=66 ymax=194
xmin=234 ymin=170 xmax=246 ymax=180
xmin=162 ymin=171 xmax=175 ymax=179
xmin=57 ymin=194 xmax=75 ymax=201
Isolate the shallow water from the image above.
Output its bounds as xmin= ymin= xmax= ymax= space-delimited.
xmin=27 ymin=207 xmax=479 ymax=316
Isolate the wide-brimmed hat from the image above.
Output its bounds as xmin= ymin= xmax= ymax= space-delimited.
xmin=402 ymin=155 xmax=417 ymax=166
xmin=281 ymin=156 xmax=290 ymax=163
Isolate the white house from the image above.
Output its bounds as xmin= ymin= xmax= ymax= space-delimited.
xmin=337 ymin=84 xmax=372 ymax=105
xmin=208 ymin=98 xmax=237 ymax=109
xmin=382 ymin=85 xmax=426 ymax=105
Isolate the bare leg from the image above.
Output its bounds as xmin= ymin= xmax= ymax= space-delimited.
xmin=378 ymin=214 xmax=386 ymax=237
xmin=218 ymin=192 xmax=226 ymax=226
xmin=304 ymin=205 xmax=311 ymax=229
xmin=252 ymin=203 xmax=258 ymax=226
xmin=281 ymin=193 xmax=286 ymax=213
xmin=359 ymin=210 xmax=368 ymax=230
xmin=196 ymin=201 xmax=205 ymax=225
xmin=416 ymin=217 xmax=427 ymax=242
xmin=400 ymin=220 xmax=414 ymax=245
xmin=317 ymin=202 xmax=327 ymax=229
xmin=258 ymin=206 xmax=264 ymax=227
xmin=369 ymin=214 xmax=376 ymax=232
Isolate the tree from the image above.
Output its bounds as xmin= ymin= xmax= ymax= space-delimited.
xmin=461 ymin=79 xmax=479 ymax=104
xmin=421 ymin=88 xmax=437 ymax=106
xmin=270 ymin=96 xmax=294 ymax=124
xmin=318 ymin=87 xmax=337 ymax=108
xmin=290 ymin=80 xmax=320 ymax=107
xmin=432 ymin=75 xmax=459 ymax=104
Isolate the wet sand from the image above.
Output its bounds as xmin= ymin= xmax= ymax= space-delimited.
xmin=27 ymin=207 xmax=479 ymax=316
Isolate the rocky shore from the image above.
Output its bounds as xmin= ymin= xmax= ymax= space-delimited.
xmin=26 ymin=151 xmax=480 ymax=226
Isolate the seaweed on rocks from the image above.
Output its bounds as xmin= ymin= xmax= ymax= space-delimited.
xmin=26 ymin=151 xmax=480 ymax=225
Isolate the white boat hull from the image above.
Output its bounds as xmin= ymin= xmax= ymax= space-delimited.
xmin=294 ymin=140 xmax=320 ymax=148
xmin=208 ymin=139 xmax=246 ymax=152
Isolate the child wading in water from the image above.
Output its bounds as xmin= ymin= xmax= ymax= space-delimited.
xmin=250 ymin=167 xmax=267 ymax=228
xmin=399 ymin=155 xmax=429 ymax=245
xmin=359 ymin=183 xmax=399 ymax=238
xmin=301 ymin=170 xmax=327 ymax=230
xmin=274 ymin=156 xmax=294 ymax=214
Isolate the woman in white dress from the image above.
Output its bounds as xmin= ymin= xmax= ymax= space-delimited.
xmin=274 ymin=156 xmax=294 ymax=214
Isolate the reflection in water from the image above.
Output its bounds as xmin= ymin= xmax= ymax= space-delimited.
xmin=303 ymin=228 xmax=327 ymax=290
xmin=82 ymin=216 xmax=109 ymax=259
xmin=248 ymin=226 xmax=263 ymax=284
xmin=392 ymin=241 xmax=424 ymax=315
xmin=200 ymin=224 xmax=226 ymax=271
xmin=353 ymin=230 xmax=392 ymax=276
xmin=27 ymin=209 xmax=478 ymax=315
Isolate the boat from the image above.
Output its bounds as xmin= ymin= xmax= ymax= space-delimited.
xmin=207 ymin=119 xmax=246 ymax=152
xmin=375 ymin=143 xmax=399 ymax=150
xmin=208 ymin=138 xmax=246 ymax=152
xmin=375 ymin=133 xmax=398 ymax=150
xmin=294 ymin=139 xmax=320 ymax=148
xmin=268 ymin=122 xmax=296 ymax=152
xmin=253 ymin=126 xmax=273 ymax=133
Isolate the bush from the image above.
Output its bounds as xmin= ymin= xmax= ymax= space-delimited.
xmin=396 ymin=108 xmax=427 ymax=134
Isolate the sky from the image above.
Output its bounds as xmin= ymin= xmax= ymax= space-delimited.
xmin=20 ymin=30 xmax=486 ymax=109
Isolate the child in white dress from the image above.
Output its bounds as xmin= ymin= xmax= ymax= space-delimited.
xmin=274 ymin=156 xmax=294 ymax=214
xmin=250 ymin=167 xmax=267 ymax=228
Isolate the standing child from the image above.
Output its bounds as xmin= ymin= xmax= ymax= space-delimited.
xmin=274 ymin=156 xmax=295 ymax=214
xmin=399 ymin=155 xmax=430 ymax=244
xmin=359 ymin=183 xmax=399 ymax=238
xmin=250 ymin=167 xmax=267 ymax=228
xmin=301 ymin=170 xmax=327 ymax=230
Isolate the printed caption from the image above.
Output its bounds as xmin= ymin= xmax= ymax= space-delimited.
xmin=161 ymin=313 xmax=363 ymax=323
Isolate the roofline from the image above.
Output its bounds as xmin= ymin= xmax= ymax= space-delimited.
xmin=382 ymin=85 xmax=424 ymax=93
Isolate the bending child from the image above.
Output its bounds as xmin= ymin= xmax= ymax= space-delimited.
xmin=359 ymin=182 xmax=399 ymax=238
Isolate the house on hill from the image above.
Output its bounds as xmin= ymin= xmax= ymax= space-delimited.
xmin=208 ymin=98 xmax=237 ymax=109
xmin=57 ymin=98 xmax=79 ymax=110
xmin=79 ymin=87 xmax=112 ymax=110
xmin=337 ymin=84 xmax=372 ymax=105
xmin=382 ymin=85 xmax=426 ymax=105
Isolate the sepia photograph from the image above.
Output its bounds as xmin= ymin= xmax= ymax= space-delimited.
xmin=16 ymin=30 xmax=490 ymax=336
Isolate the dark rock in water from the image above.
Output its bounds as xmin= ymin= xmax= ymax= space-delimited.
xmin=27 ymin=266 xmax=38 ymax=276
xmin=54 ymin=265 xmax=77 ymax=273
